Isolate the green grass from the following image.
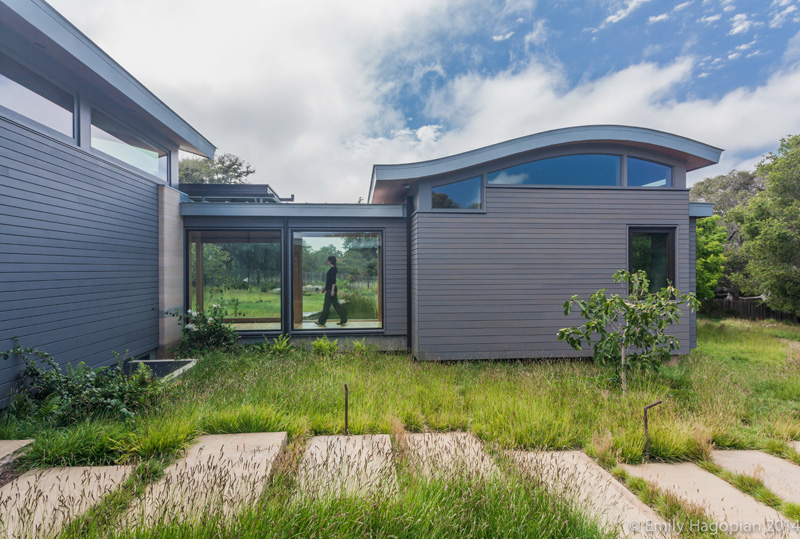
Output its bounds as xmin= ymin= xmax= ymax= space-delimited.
xmin=5 ymin=317 xmax=800 ymax=469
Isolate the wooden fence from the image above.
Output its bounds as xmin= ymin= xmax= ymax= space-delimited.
xmin=705 ymin=299 xmax=798 ymax=322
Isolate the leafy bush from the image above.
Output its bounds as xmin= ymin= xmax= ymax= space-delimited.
xmin=312 ymin=335 xmax=339 ymax=356
xmin=170 ymin=304 xmax=240 ymax=357
xmin=1 ymin=342 xmax=166 ymax=427
xmin=340 ymin=289 xmax=378 ymax=319
xmin=263 ymin=334 xmax=293 ymax=357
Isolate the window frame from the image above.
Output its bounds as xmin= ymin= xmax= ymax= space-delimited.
xmin=0 ymin=50 xmax=77 ymax=144
xmin=430 ymin=175 xmax=485 ymax=213
xmin=185 ymin=228 xmax=285 ymax=335
xmin=290 ymin=228 xmax=385 ymax=333
xmin=625 ymin=156 xmax=673 ymax=188
xmin=89 ymin=106 xmax=170 ymax=182
xmin=627 ymin=226 xmax=677 ymax=292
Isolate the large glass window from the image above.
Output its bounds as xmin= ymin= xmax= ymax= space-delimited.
xmin=91 ymin=109 xmax=168 ymax=180
xmin=292 ymin=232 xmax=382 ymax=330
xmin=629 ymin=228 xmax=675 ymax=293
xmin=0 ymin=53 xmax=73 ymax=137
xmin=628 ymin=157 xmax=672 ymax=187
xmin=189 ymin=231 xmax=282 ymax=331
xmin=432 ymin=176 xmax=482 ymax=210
xmin=487 ymin=154 xmax=620 ymax=187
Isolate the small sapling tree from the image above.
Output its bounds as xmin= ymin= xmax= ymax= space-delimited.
xmin=557 ymin=270 xmax=698 ymax=394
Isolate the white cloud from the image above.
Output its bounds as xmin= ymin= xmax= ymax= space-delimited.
xmin=735 ymin=40 xmax=757 ymax=51
xmin=723 ymin=4 xmax=736 ymax=11
xmin=727 ymin=52 xmax=741 ymax=60
xmin=492 ymin=31 xmax=515 ymax=41
xmin=524 ymin=20 xmax=549 ymax=46
xmin=648 ymin=13 xmax=670 ymax=23
xmin=699 ymin=14 xmax=722 ymax=23
xmin=675 ymin=1 xmax=692 ymax=10
xmin=728 ymin=13 xmax=753 ymax=34
xmin=770 ymin=5 xmax=798 ymax=27
xmin=603 ymin=0 xmax=653 ymax=26
xmin=784 ymin=29 xmax=800 ymax=64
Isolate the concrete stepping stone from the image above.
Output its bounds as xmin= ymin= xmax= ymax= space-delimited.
xmin=402 ymin=432 xmax=498 ymax=480
xmin=712 ymin=450 xmax=800 ymax=504
xmin=127 ymin=432 xmax=286 ymax=527
xmin=297 ymin=435 xmax=397 ymax=498
xmin=0 ymin=465 xmax=131 ymax=539
xmin=0 ymin=439 xmax=32 ymax=468
xmin=623 ymin=462 xmax=799 ymax=539
xmin=513 ymin=451 xmax=672 ymax=538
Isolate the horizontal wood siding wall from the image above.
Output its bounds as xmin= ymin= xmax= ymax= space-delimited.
xmin=182 ymin=216 xmax=408 ymax=337
xmin=413 ymin=187 xmax=692 ymax=360
xmin=0 ymin=118 xmax=161 ymax=402
xmin=411 ymin=213 xmax=420 ymax=352
xmin=690 ymin=218 xmax=697 ymax=349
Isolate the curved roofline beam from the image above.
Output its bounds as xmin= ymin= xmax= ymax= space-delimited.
xmin=369 ymin=125 xmax=723 ymax=202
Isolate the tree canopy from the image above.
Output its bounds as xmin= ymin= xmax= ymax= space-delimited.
xmin=695 ymin=215 xmax=726 ymax=301
xmin=730 ymin=135 xmax=800 ymax=314
xmin=179 ymin=153 xmax=256 ymax=184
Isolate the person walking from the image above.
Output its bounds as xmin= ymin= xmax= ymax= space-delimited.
xmin=316 ymin=256 xmax=347 ymax=326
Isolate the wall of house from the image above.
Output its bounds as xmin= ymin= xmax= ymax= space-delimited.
xmin=690 ymin=217 xmax=697 ymax=349
xmin=411 ymin=187 xmax=692 ymax=360
xmin=182 ymin=215 xmax=408 ymax=339
xmin=0 ymin=117 xmax=162 ymax=402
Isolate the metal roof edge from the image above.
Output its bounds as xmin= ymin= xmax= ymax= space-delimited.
xmin=180 ymin=203 xmax=405 ymax=219
xmin=4 ymin=0 xmax=216 ymax=157
xmin=689 ymin=202 xmax=715 ymax=218
xmin=373 ymin=125 xmax=723 ymax=182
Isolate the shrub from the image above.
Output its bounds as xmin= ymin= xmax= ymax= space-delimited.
xmin=312 ymin=335 xmax=339 ymax=357
xmin=351 ymin=337 xmax=369 ymax=356
xmin=1 ymin=342 xmax=166 ymax=427
xmin=264 ymin=334 xmax=293 ymax=357
xmin=170 ymin=304 xmax=240 ymax=357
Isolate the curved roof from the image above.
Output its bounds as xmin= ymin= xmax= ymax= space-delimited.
xmin=369 ymin=125 xmax=722 ymax=203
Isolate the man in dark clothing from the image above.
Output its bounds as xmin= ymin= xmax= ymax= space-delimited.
xmin=317 ymin=256 xmax=347 ymax=326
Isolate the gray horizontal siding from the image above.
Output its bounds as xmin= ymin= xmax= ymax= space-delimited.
xmin=0 ymin=118 xmax=160 ymax=404
xmin=412 ymin=187 xmax=692 ymax=360
xmin=690 ymin=218 xmax=697 ymax=349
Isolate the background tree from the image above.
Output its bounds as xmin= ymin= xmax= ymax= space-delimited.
xmin=179 ymin=153 xmax=255 ymax=184
xmin=730 ymin=135 xmax=800 ymax=314
xmin=690 ymin=170 xmax=764 ymax=298
xmin=695 ymin=215 xmax=726 ymax=301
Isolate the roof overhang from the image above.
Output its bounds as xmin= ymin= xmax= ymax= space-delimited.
xmin=369 ymin=125 xmax=723 ymax=203
xmin=181 ymin=203 xmax=405 ymax=219
xmin=689 ymin=202 xmax=714 ymax=218
xmin=0 ymin=0 xmax=215 ymax=158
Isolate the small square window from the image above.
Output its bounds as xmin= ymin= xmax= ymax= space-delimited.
xmin=432 ymin=176 xmax=482 ymax=210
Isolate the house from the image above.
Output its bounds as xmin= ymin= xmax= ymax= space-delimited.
xmin=0 ymin=0 xmax=215 ymax=403
xmin=0 ymin=1 xmax=721 ymax=403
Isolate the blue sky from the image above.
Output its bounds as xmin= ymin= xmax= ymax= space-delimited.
xmin=49 ymin=0 xmax=800 ymax=202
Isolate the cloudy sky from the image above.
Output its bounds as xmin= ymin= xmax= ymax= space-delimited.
xmin=49 ymin=0 xmax=800 ymax=202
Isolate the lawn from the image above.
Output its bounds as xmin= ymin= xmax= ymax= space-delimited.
xmin=2 ymin=316 xmax=800 ymax=537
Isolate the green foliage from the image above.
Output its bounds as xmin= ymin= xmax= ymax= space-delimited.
xmin=170 ymin=305 xmax=240 ymax=357
xmin=1 ymin=342 xmax=165 ymax=427
xmin=179 ymin=152 xmax=255 ymax=184
xmin=351 ymin=337 xmax=369 ymax=356
xmin=690 ymin=169 xmax=764 ymax=216
xmin=696 ymin=215 xmax=726 ymax=300
xmin=339 ymin=289 xmax=378 ymax=319
xmin=558 ymin=271 xmax=698 ymax=391
xmin=263 ymin=334 xmax=293 ymax=357
xmin=311 ymin=335 xmax=339 ymax=356
xmin=731 ymin=135 xmax=800 ymax=314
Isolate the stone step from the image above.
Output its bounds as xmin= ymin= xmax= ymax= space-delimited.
xmin=623 ymin=462 xmax=800 ymax=539
xmin=513 ymin=451 xmax=672 ymax=538
xmin=402 ymin=432 xmax=497 ymax=480
xmin=712 ymin=450 xmax=800 ymax=505
xmin=126 ymin=432 xmax=286 ymax=527
xmin=0 ymin=465 xmax=131 ymax=539
xmin=791 ymin=441 xmax=800 ymax=454
xmin=0 ymin=439 xmax=33 ymax=468
xmin=297 ymin=434 xmax=397 ymax=498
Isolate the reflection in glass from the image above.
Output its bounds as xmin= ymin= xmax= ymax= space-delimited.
xmin=630 ymin=230 xmax=673 ymax=293
xmin=488 ymin=154 xmax=620 ymax=186
xmin=432 ymin=176 xmax=482 ymax=209
xmin=189 ymin=231 xmax=281 ymax=331
xmin=91 ymin=109 xmax=168 ymax=180
xmin=0 ymin=53 xmax=73 ymax=137
xmin=628 ymin=157 xmax=672 ymax=187
xmin=292 ymin=232 xmax=382 ymax=330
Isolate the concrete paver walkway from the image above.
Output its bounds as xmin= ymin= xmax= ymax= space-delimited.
xmin=403 ymin=432 xmax=498 ymax=479
xmin=514 ymin=451 xmax=671 ymax=538
xmin=623 ymin=462 xmax=799 ymax=539
xmin=0 ymin=440 xmax=32 ymax=468
xmin=127 ymin=432 xmax=286 ymax=527
xmin=297 ymin=435 xmax=397 ymax=498
xmin=712 ymin=450 xmax=800 ymax=504
xmin=0 ymin=465 xmax=131 ymax=539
